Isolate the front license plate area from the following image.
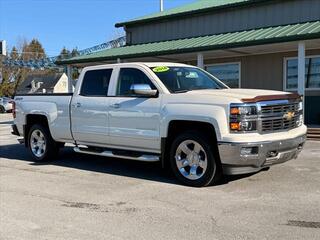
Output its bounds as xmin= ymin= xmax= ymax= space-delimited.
xmin=264 ymin=149 xmax=298 ymax=166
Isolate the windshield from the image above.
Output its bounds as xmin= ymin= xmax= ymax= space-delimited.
xmin=150 ymin=66 xmax=227 ymax=93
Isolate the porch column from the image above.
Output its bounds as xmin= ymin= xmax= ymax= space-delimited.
xmin=298 ymin=42 xmax=305 ymax=118
xmin=67 ymin=65 xmax=73 ymax=93
xmin=298 ymin=42 xmax=305 ymax=96
xmin=197 ymin=53 xmax=204 ymax=69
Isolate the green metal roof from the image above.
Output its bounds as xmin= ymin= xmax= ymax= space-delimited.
xmin=115 ymin=0 xmax=262 ymax=27
xmin=57 ymin=21 xmax=320 ymax=65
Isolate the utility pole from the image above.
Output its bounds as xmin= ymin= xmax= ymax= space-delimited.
xmin=0 ymin=40 xmax=6 ymax=56
xmin=0 ymin=40 xmax=6 ymax=85
xmin=160 ymin=0 xmax=164 ymax=12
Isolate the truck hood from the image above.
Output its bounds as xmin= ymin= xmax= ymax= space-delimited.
xmin=185 ymin=88 xmax=294 ymax=102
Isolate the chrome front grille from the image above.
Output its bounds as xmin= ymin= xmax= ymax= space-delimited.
xmin=261 ymin=116 xmax=299 ymax=132
xmin=260 ymin=103 xmax=299 ymax=115
xmin=258 ymin=101 xmax=302 ymax=133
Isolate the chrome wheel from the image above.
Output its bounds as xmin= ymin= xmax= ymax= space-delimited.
xmin=175 ymin=140 xmax=208 ymax=180
xmin=30 ymin=129 xmax=46 ymax=158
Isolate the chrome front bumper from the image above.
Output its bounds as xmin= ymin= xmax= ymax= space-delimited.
xmin=218 ymin=134 xmax=306 ymax=175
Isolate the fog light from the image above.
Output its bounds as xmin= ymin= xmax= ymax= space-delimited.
xmin=241 ymin=147 xmax=258 ymax=156
xmin=230 ymin=122 xmax=240 ymax=130
xmin=296 ymin=114 xmax=303 ymax=127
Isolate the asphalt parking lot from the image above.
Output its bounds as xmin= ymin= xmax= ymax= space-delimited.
xmin=0 ymin=113 xmax=320 ymax=240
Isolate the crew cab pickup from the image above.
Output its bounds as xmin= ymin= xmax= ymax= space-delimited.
xmin=12 ymin=63 xmax=307 ymax=187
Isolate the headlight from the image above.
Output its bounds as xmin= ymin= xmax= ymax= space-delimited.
xmin=230 ymin=105 xmax=257 ymax=115
xmin=230 ymin=103 xmax=258 ymax=132
xmin=230 ymin=120 xmax=257 ymax=131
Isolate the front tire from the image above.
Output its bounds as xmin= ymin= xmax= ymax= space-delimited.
xmin=0 ymin=106 xmax=5 ymax=113
xmin=28 ymin=124 xmax=59 ymax=162
xmin=169 ymin=131 xmax=222 ymax=187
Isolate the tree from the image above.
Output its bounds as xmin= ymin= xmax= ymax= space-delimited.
xmin=71 ymin=48 xmax=79 ymax=57
xmin=0 ymin=64 xmax=15 ymax=97
xmin=10 ymin=46 xmax=19 ymax=60
xmin=0 ymin=39 xmax=48 ymax=97
xmin=57 ymin=47 xmax=70 ymax=60
xmin=0 ymin=46 xmax=19 ymax=96
xmin=56 ymin=47 xmax=80 ymax=80
xmin=21 ymin=38 xmax=46 ymax=61
xmin=1 ymin=39 xmax=79 ymax=97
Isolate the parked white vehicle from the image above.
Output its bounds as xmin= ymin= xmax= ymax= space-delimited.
xmin=12 ymin=63 xmax=307 ymax=187
xmin=0 ymin=97 xmax=13 ymax=113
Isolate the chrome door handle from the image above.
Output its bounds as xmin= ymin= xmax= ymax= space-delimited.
xmin=73 ymin=102 xmax=81 ymax=108
xmin=110 ymin=103 xmax=121 ymax=109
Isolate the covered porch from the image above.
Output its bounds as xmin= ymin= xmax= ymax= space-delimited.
xmin=57 ymin=21 xmax=320 ymax=127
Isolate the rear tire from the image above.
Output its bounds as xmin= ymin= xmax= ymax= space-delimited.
xmin=27 ymin=124 xmax=59 ymax=162
xmin=0 ymin=106 xmax=5 ymax=113
xmin=169 ymin=131 xmax=222 ymax=187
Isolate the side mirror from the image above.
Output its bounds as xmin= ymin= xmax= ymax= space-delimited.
xmin=130 ymin=84 xmax=158 ymax=97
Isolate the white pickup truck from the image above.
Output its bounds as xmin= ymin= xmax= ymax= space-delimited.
xmin=12 ymin=62 xmax=306 ymax=187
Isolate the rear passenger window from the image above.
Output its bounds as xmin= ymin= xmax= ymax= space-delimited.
xmin=80 ymin=69 xmax=112 ymax=96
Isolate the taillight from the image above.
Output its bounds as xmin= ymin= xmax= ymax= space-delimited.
xmin=10 ymin=101 xmax=16 ymax=118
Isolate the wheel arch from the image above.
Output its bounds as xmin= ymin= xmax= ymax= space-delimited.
xmin=24 ymin=114 xmax=50 ymax=147
xmin=160 ymin=103 xmax=227 ymax=141
xmin=161 ymin=120 xmax=221 ymax=169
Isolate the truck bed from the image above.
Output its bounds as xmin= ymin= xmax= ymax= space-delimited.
xmin=14 ymin=93 xmax=74 ymax=143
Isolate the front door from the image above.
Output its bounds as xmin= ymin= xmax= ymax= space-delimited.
xmin=71 ymin=68 xmax=113 ymax=146
xmin=108 ymin=67 xmax=161 ymax=153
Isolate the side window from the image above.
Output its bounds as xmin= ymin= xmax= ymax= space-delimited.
xmin=116 ymin=68 xmax=156 ymax=96
xmin=80 ymin=69 xmax=112 ymax=96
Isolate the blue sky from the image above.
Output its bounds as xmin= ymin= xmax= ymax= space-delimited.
xmin=0 ymin=0 xmax=195 ymax=57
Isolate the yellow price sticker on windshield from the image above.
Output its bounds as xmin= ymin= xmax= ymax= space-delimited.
xmin=152 ymin=66 xmax=170 ymax=73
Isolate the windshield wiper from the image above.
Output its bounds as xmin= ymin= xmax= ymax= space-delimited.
xmin=173 ymin=87 xmax=221 ymax=93
xmin=173 ymin=90 xmax=190 ymax=93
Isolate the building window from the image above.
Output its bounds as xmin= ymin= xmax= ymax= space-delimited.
xmin=205 ymin=63 xmax=240 ymax=88
xmin=285 ymin=56 xmax=320 ymax=90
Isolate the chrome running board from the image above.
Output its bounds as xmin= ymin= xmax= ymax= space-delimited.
xmin=73 ymin=147 xmax=160 ymax=162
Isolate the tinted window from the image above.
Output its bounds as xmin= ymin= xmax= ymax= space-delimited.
xmin=151 ymin=66 xmax=226 ymax=93
xmin=80 ymin=69 xmax=112 ymax=96
xmin=116 ymin=68 xmax=156 ymax=96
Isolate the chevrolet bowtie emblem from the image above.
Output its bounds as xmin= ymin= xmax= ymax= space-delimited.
xmin=283 ymin=111 xmax=295 ymax=120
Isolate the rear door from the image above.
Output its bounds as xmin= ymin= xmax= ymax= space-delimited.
xmin=71 ymin=68 xmax=113 ymax=146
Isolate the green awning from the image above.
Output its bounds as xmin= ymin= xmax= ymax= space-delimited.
xmin=57 ymin=21 xmax=320 ymax=65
